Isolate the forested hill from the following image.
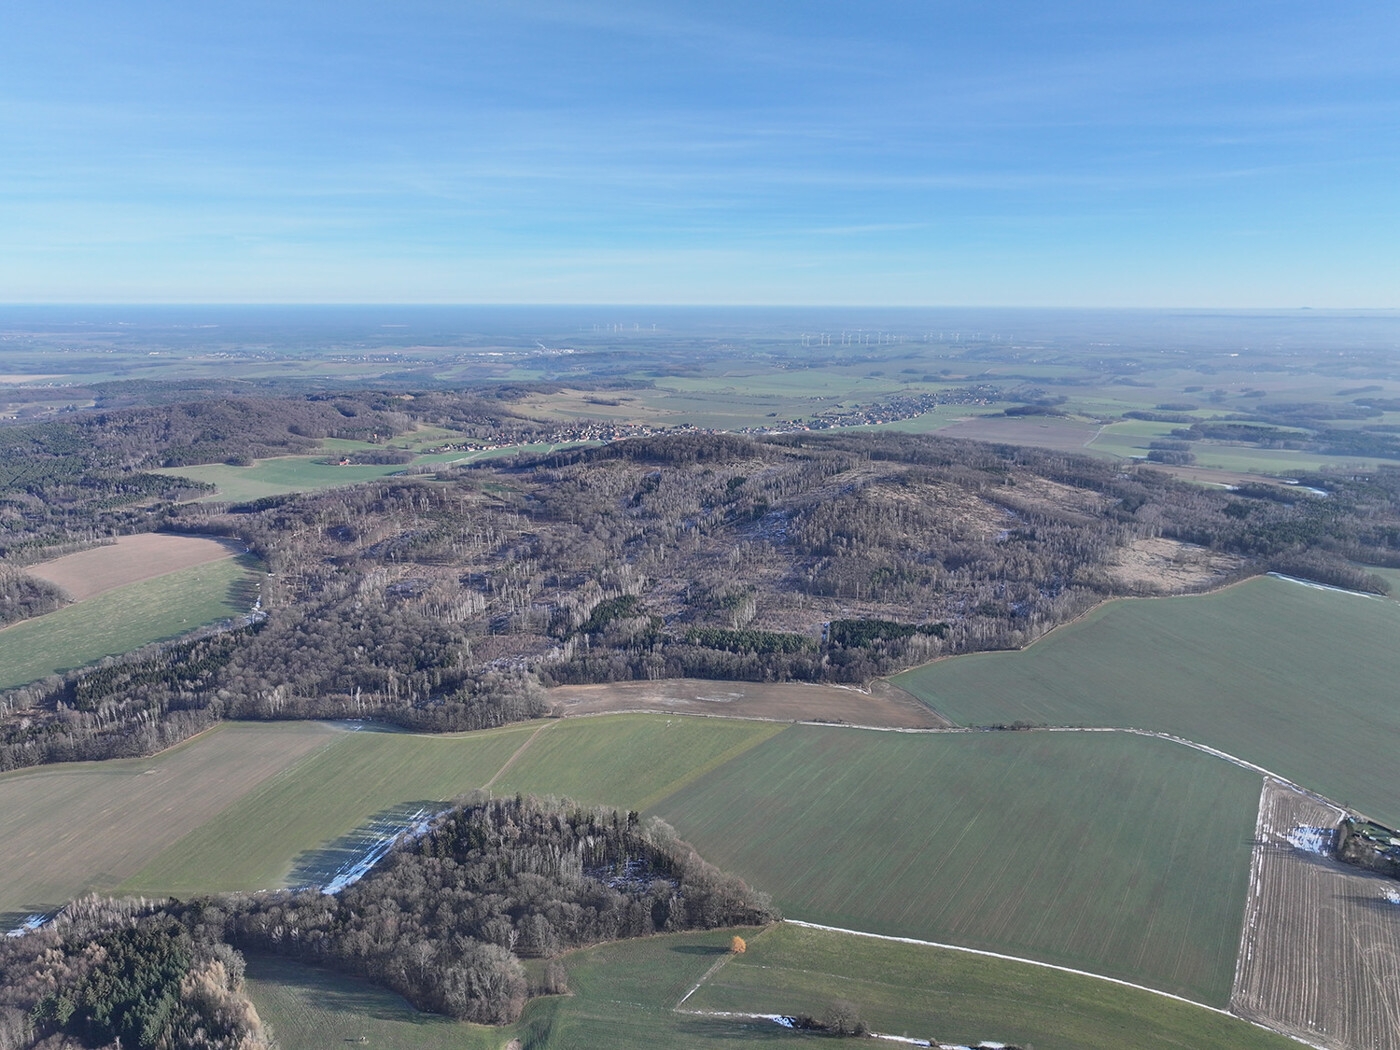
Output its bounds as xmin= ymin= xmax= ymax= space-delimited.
xmin=0 ymin=388 xmax=553 ymax=560
xmin=5 ymin=429 xmax=1400 ymax=770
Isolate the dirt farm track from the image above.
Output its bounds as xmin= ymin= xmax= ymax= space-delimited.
xmin=1233 ymin=779 xmax=1400 ymax=1050
xmin=26 ymin=533 xmax=243 ymax=601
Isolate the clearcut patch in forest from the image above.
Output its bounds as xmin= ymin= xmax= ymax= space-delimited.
xmin=653 ymin=725 xmax=1260 ymax=1005
xmin=895 ymin=573 xmax=1400 ymax=826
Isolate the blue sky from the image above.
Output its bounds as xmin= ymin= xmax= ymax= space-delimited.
xmin=2 ymin=1 xmax=1397 ymax=305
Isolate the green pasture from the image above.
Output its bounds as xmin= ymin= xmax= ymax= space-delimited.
xmin=657 ymin=726 xmax=1258 ymax=1005
xmin=692 ymin=923 xmax=1299 ymax=1050
xmin=157 ymin=440 xmax=587 ymax=502
xmin=0 ymin=554 xmax=258 ymax=690
xmin=244 ymin=954 xmax=500 ymax=1050
xmin=155 ymin=457 xmax=410 ymax=501
xmin=249 ymin=922 xmax=1300 ymax=1050
xmin=246 ymin=929 xmax=785 ymax=1050
xmin=896 ymin=573 xmax=1400 ymax=825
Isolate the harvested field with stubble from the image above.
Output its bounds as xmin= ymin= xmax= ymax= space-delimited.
xmin=25 ymin=533 xmax=243 ymax=600
xmin=656 ymin=725 xmax=1262 ymax=1004
xmin=1232 ymin=779 xmax=1400 ymax=1050
xmin=545 ymin=677 xmax=948 ymax=728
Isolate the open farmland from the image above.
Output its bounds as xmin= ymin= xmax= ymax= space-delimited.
xmin=689 ymin=922 xmax=1301 ymax=1050
xmin=156 ymin=440 xmax=577 ymax=502
xmin=25 ymin=532 xmax=242 ymax=600
xmin=896 ymin=574 xmax=1400 ymax=826
xmin=249 ymin=922 xmax=1305 ymax=1050
xmin=155 ymin=455 xmax=425 ymax=502
xmin=545 ymin=677 xmax=948 ymax=728
xmin=247 ymin=929 xmax=786 ymax=1050
xmin=1232 ymin=780 xmax=1400 ymax=1050
xmin=933 ymin=412 xmax=1106 ymax=452
xmin=10 ymin=713 xmax=1256 ymax=1004
xmin=0 ymin=553 xmax=259 ymax=689
xmin=483 ymin=713 xmax=786 ymax=810
xmin=0 ymin=721 xmax=339 ymax=925
xmin=122 ymin=715 xmax=782 ymax=895
xmin=121 ymin=721 xmax=539 ymax=895
xmin=656 ymin=725 xmax=1260 ymax=1004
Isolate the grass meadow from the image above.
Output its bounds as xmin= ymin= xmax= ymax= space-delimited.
xmin=895 ymin=573 xmax=1400 ymax=825
xmin=155 ymin=456 xmax=417 ymax=502
xmin=247 ymin=922 xmax=1304 ymax=1050
xmin=691 ymin=922 xmax=1301 ymax=1050
xmin=157 ymin=440 xmax=583 ymax=502
xmin=0 ymin=554 xmax=259 ymax=689
xmin=656 ymin=726 xmax=1258 ymax=1005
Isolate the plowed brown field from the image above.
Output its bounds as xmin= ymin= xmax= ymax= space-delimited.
xmin=27 ymin=533 xmax=243 ymax=601
xmin=1233 ymin=779 xmax=1400 ymax=1049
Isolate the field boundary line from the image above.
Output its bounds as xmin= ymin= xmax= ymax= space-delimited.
xmin=631 ymin=721 xmax=789 ymax=812
xmin=675 ymin=950 xmax=738 ymax=1008
xmin=781 ymin=920 xmax=1329 ymax=1049
xmin=483 ymin=721 xmax=554 ymax=790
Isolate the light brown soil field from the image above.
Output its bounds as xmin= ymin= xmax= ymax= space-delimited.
xmin=545 ymin=677 xmax=950 ymax=728
xmin=0 ymin=721 xmax=341 ymax=922
xmin=1232 ymin=779 xmax=1400 ymax=1050
xmin=27 ymin=533 xmax=243 ymax=600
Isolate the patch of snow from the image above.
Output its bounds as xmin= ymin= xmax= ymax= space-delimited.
xmin=1286 ymin=825 xmax=1335 ymax=856
xmin=6 ymin=914 xmax=50 ymax=937
xmin=321 ymin=807 xmax=436 ymax=894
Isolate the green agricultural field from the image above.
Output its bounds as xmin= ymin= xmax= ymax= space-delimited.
xmin=1087 ymin=420 xmax=1400 ymax=473
xmin=895 ymin=573 xmax=1400 ymax=825
xmin=122 ymin=715 xmax=783 ymax=897
xmin=248 ymin=923 xmax=1302 ymax=1050
xmin=122 ymin=722 xmax=540 ymax=896
xmin=246 ymin=929 xmax=786 ymax=1050
xmin=0 ymin=554 xmax=259 ymax=689
xmin=492 ymin=714 xmax=786 ymax=810
xmin=0 ymin=722 xmax=340 ymax=923
xmin=154 ymin=456 xmax=417 ymax=502
xmin=656 ymin=726 xmax=1259 ymax=1005
xmin=691 ymin=922 xmax=1300 ymax=1050
xmin=244 ymin=955 xmax=500 ymax=1050
xmin=157 ymin=441 xmax=584 ymax=502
